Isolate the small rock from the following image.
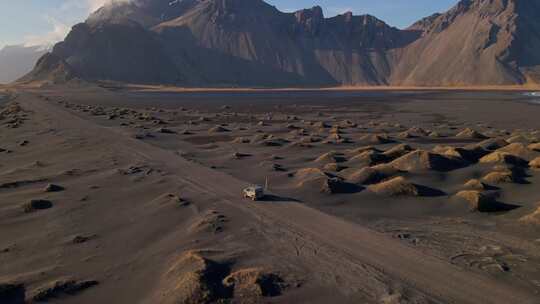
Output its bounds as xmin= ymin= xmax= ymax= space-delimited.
xmin=272 ymin=163 xmax=286 ymax=171
xmin=177 ymin=199 xmax=190 ymax=207
xmin=23 ymin=200 xmax=53 ymax=213
xmin=208 ymin=126 xmax=230 ymax=133
xmin=166 ymin=194 xmax=190 ymax=206
xmin=31 ymin=279 xmax=98 ymax=302
xmin=530 ymin=157 xmax=540 ymax=169
xmin=232 ymin=152 xmax=251 ymax=159
xmin=122 ymin=166 xmax=144 ymax=175
xmin=0 ymin=282 xmax=25 ymax=304
xmin=45 ymin=184 xmax=64 ymax=192
xmin=72 ymin=235 xmax=96 ymax=244
xmin=397 ymin=233 xmax=411 ymax=240
xmin=156 ymin=127 xmax=175 ymax=134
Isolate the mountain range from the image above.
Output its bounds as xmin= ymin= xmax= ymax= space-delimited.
xmin=22 ymin=0 xmax=540 ymax=87
xmin=0 ymin=45 xmax=48 ymax=84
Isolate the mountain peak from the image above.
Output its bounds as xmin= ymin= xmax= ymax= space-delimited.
xmin=294 ymin=5 xmax=324 ymax=17
xmin=87 ymin=0 xmax=204 ymax=28
xmin=202 ymin=0 xmax=282 ymax=18
xmin=294 ymin=6 xmax=325 ymax=35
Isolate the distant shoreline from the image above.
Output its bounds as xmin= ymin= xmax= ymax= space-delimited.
xmin=115 ymin=84 xmax=540 ymax=93
xmin=13 ymin=81 xmax=540 ymax=94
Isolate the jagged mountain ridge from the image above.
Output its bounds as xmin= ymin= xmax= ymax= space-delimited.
xmin=23 ymin=0 xmax=540 ymax=87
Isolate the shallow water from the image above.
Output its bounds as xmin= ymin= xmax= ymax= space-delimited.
xmin=125 ymin=90 xmax=424 ymax=105
xmin=523 ymin=92 xmax=540 ymax=104
xmin=122 ymin=90 xmax=531 ymax=107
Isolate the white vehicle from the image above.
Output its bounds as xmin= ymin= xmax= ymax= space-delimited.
xmin=243 ymin=186 xmax=265 ymax=201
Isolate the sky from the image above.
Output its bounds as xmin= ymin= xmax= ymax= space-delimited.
xmin=0 ymin=0 xmax=458 ymax=49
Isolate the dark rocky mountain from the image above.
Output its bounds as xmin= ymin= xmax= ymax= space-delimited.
xmin=0 ymin=45 xmax=48 ymax=84
xmin=23 ymin=0 xmax=540 ymax=87
xmin=391 ymin=0 xmax=540 ymax=85
xmin=20 ymin=52 xmax=79 ymax=84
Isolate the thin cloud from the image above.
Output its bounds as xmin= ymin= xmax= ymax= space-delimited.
xmin=87 ymin=0 xmax=131 ymax=13
xmin=60 ymin=0 xmax=131 ymax=14
xmin=23 ymin=17 xmax=70 ymax=49
xmin=327 ymin=7 xmax=355 ymax=16
xmin=19 ymin=0 xmax=130 ymax=48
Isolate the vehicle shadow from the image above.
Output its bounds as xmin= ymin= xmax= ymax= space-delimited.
xmin=259 ymin=194 xmax=301 ymax=203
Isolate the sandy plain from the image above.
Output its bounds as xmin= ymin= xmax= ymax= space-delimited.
xmin=1 ymin=86 xmax=540 ymax=303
